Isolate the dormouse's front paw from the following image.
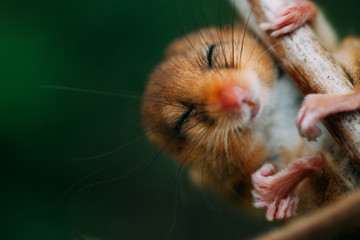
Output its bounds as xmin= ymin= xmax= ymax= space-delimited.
xmin=297 ymin=92 xmax=360 ymax=141
xmin=296 ymin=94 xmax=327 ymax=141
xmin=260 ymin=0 xmax=317 ymax=37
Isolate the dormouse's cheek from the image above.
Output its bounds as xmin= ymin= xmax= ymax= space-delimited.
xmin=162 ymin=105 xmax=183 ymax=127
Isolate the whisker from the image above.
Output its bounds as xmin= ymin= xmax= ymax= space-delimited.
xmin=80 ymin=119 xmax=206 ymax=219
xmin=239 ymin=9 xmax=252 ymax=69
xmin=161 ymin=0 xmax=203 ymax=58
xmin=54 ymin=117 xmax=195 ymax=207
xmin=179 ymin=27 xmax=203 ymax=57
xmin=215 ymin=24 xmax=229 ymax=68
xmin=200 ymin=121 xmax=241 ymax=238
xmin=255 ymin=41 xmax=282 ymax=62
xmin=69 ymin=119 xmax=204 ymax=207
xmin=207 ymin=126 xmax=249 ymax=204
xmin=209 ymin=0 xmax=229 ymax=68
xmin=224 ymin=119 xmax=230 ymax=162
xmin=39 ymin=85 xmax=140 ymax=99
xmin=52 ymin=126 xmax=165 ymax=207
xmin=231 ymin=0 xmax=235 ymax=68
xmin=184 ymin=0 xmax=209 ymax=46
xmin=69 ymin=134 xmax=177 ymax=204
xmin=166 ymin=126 xmax=210 ymax=240
xmin=195 ymin=0 xmax=210 ymax=30
xmin=40 ymin=83 xmax=203 ymax=110
xmin=245 ymin=33 xmax=262 ymax=67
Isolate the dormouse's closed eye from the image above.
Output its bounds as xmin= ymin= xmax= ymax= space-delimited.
xmin=175 ymin=105 xmax=194 ymax=135
xmin=204 ymin=41 xmax=237 ymax=69
xmin=207 ymin=44 xmax=216 ymax=68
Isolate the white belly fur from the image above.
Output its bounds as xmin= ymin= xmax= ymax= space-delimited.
xmin=262 ymin=75 xmax=326 ymax=164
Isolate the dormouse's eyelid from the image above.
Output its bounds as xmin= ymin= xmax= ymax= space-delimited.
xmin=175 ymin=105 xmax=194 ymax=135
xmin=207 ymin=44 xmax=216 ymax=68
xmin=179 ymin=101 xmax=195 ymax=109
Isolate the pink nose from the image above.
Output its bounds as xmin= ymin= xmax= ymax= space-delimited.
xmin=218 ymin=86 xmax=245 ymax=110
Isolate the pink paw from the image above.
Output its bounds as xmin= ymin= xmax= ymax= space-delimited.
xmin=297 ymin=92 xmax=360 ymax=141
xmin=251 ymin=154 xmax=324 ymax=221
xmin=251 ymin=163 xmax=299 ymax=221
xmin=296 ymin=94 xmax=329 ymax=141
xmin=260 ymin=0 xmax=317 ymax=37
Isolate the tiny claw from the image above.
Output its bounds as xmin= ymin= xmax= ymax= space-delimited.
xmin=260 ymin=22 xmax=273 ymax=31
xmin=265 ymin=202 xmax=277 ymax=221
xmin=262 ymin=0 xmax=318 ymax=37
xmin=270 ymin=24 xmax=296 ymax=37
xmin=296 ymin=94 xmax=324 ymax=141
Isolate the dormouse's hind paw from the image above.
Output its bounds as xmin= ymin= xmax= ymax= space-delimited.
xmin=251 ymin=163 xmax=299 ymax=221
xmin=260 ymin=0 xmax=317 ymax=37
xmin=251 ymin=153 xmax=325 ymax=221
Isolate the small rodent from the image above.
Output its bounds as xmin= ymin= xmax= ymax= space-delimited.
xmin=141 ymin=0 xmax=360 ymax=222
xmin=142 ymin=25 xmax=275 ymax=209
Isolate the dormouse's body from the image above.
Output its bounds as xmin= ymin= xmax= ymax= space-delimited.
xmin=142 ymin=0 xmax=360 ymax=222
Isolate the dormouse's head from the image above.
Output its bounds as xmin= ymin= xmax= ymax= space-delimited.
xmin=142 ymin=26 xmax=275 ymax=175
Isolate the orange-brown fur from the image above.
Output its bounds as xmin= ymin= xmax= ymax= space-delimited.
xmin=142 ymin=26 xmax=275 ymax=205
xmin=333 ymin=36 xmax=360 ymax=86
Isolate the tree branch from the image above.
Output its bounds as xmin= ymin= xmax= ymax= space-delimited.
xmin=232 ymin=0 xmax=360 ymax=238
xmin=234 ymin=0 xmax=360 ymax=170
xmin=253 ymin=190 xmax=360 ymax=240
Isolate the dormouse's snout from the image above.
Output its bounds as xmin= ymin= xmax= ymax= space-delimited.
xmin=204 ymin=70 xmax=262 ymax=123
xmin=218 ymin=85 xmax=246 ymax=110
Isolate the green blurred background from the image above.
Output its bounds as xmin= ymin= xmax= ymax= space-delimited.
xmin=1 ymin=0 xmax=359 ymax=239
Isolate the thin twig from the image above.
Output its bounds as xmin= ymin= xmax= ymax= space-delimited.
xmin=253 ymin=190 xmax=360 ymax=240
